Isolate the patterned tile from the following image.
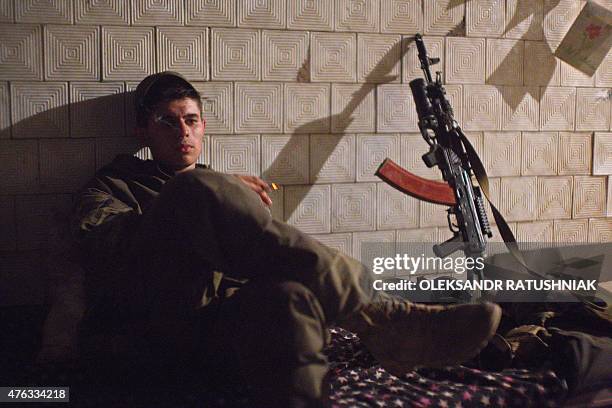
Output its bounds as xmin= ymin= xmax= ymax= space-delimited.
xmin=11 ymin=82 xmax=68 ymax=139
xmin=352 ymin=230 xmax=396 ymax=265
xmin=15 ymin=0 xmax=72 ymax=23
xmin=44 ymin=25 xmax=99 ymax=80
xmin=445 ymin=84 xmax=463 ymax=124
xmin=238 ymin=0 xmax=285 ymax=28
xmin=523 ymin=41 xmax=560 ymax=86
xmin=573 ymin=176 xmax=607 ymax=218
xmin=377 ymin=84 xmax=418 ymax=133
xmin=396 ymin=227 xmax=438 ymax=243
xmin=70 ymin=82 xmax=125 ymax=139
xmin=0 ymin=0 xmax=13 ymax=22
xmin=377 ymin=182 xmax=419 ymax=230
xmin=262 ymin=30 xmax=309 ymax=82
xmin=285 ymin=184 xmax=330 ymax=233
xmin=356 ymin=133 xmax=401 ymax=182
xmin=537 ymin=176 xmax=572 ymax=219
xmin=486 ymin=39 xmax=523 ymax=86
xmin=543 ymin=0 xmax=583 ymax=52
xmin=210 ymin=134 xmax=260 ymax=176
xmin=419 ymin=200 xmax=449 ymax=227
xmin=75 ymin=0 xmax=128 ymax=24
xmin=0 ymin=82 xmax=10 ymax=138
xmin=593 ymin=132 xmax=612 ymax=175
xmin=483 ymin=132 xmax=521 ymax=177
xmin=466 ymin=0 xmax=505 ymax=37
xmin=595 ymin=49 xmax=612 ymax=87
xmin=335 ymin=0 xmax=379 ymax=32
xmin=522 ymin=132 xmax=558 ymax=175
xmin=331 ymin=83 xmax=375 ymax=133
xmin=463 ymin=85 xmax=503 ymax=131
xmin=576 ymin=88 xmax=610 ymax=131
xmin=310 ymin=134 xmax=355 ymax=184
xmin=558 ymin=132 xmax=592 ymax=175
xmin=499 ymin=177 xmax=537 ymax=221
xmin=516 ymin=221 xmax=554 ymax=242
xmin=310 ymin=233 xmax=352 ymax=255
xmin=501 ymin=86 xmax=539 ymax=131
xmin=186 ymin=0 xmax=234 ymax=26
xmin=261 ymin=134 xmax=309 ymax=185
xmin=423 ymin=0 xmax=465 ymax=36
xmin=403 ymin=36 xmax=445 ymax=83
xmin=357 ymin=34 xmax=401 ymax=83
xmin=311 ymin=32 xmax=356 ymax=82
xmin=588 ymin=218 xmax=612 ymax=243
xmin=399 ymin=133 xmax=439 ymax=179
xmin=0 ymin=24 xmax=42 ymax=80
xmin=609 ymin=176 xmax=612 ymax=216
xmin=331 ymin=183 xmax=377 ymax=232
xmin=505 ymin=0 xmax=544 ymax=40
xmin=381 ymin=0 xmax=422 ymax=34
xmin=131 ymin=0 xmax=183 ymax=25
xmin=445 ymin=37 xmax=486 ymax=85
xmin=539 ymin=87 xmax=576 ymax=131
xmin=39 ymin=139 xmax=96 ymax=193
xmin=192 ymin=82 xmax=233 ymax=134
xmin=285 ymin=83 xmax=330 ymax=133
xmin=560 ymin=60 xmax=595 ymax=86
xmin=553 ymin=219 xmax=588 ymax=244
xmin=211 ymin=28 xmax=260 ymax=80
xmin=157 ymin=27 xmax=208 ymax=81
xmin=235 ymin=82 xmax=282 ymax=134
xmin=287 ymin=0 xmax=333 ymax=31
xmin=102 ymin=26 xmax=154 ymax=81
xmin=0 ymin=140 xmax=38 ymax=194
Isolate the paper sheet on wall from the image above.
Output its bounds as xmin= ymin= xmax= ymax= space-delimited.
xmin=554 ymin=0 xmax=612 ymax=76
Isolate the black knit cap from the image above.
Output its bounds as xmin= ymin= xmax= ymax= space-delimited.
xmin=134 ymin=71 xmax=197 ymax=125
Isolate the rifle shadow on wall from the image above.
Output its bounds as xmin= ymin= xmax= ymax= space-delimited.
xmin=263 ymin=36 xmax=416 ymax=222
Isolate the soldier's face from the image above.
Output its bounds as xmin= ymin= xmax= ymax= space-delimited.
xmin=143 ymin=97 xmax=205 ymax=173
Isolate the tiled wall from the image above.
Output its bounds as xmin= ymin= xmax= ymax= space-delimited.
xmin=0 ymin=0 xmax=611 ymax=304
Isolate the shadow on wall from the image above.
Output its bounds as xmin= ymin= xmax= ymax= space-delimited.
xmin=1 ymin=93 xmax=143 ymax=305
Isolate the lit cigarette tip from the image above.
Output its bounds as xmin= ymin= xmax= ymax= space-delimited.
xmin=271 ymin=182 xmax=279 ymax=190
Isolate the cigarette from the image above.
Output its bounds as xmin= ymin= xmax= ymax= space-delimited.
xmin=271 ymin=182 xmax=279 ymax=190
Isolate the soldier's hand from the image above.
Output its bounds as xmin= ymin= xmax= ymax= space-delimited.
xmin=234 ymin=175 xmax=273 ymax=207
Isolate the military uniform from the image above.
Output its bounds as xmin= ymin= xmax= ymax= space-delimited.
xmin=72 ymin=154 xmax=375 ymax=406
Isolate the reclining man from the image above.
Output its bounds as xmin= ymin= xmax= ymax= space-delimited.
xmin=72 ymin=71 xmax=502 ymax=407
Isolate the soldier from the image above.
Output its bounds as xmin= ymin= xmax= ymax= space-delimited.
xmin=72 ymin=71 xmax=501 ymax=407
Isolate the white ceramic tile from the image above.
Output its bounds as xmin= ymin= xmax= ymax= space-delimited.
xmin=262 ymin=30 xmax=309 ymax=82
xmin=521 ymin=132 xmax=558 ymax=175
xmin=486 ymin=38 xmax=523 ymax=86
xmin=423 ymin=0 xmax=465 ymax=36
xmin=377 ymin=84 xmax=418 ymax=133
xmin=505 ymin=0 xmax=544 ymax=40
xmin=537 ymin=176 xmax=573 ymax=219
xmin=238 ymin=0 xmax=285 ymax=28
xmin=335 ymin=0 xmax=379 ymax=32
xmin=560 ymin=60 xmax=595 ymax=86
xmin=157 ymin=27 xmax=208 ymax=81
xmin=356 ymin=133 xmax=401 ymax=182
xmin=499 ymin=176 xmax=537 ymax=221
xmin=483 ymin=132 xmax=522 ymax=177
xmin=131 ymin=0 xmax=183 ymax=25
xmin=11 ymin=82 xmax=68 ymax=139
xmin=285 ymin=83 xmax=330 ymax=133
xmin=466 ymin=0 xmax=505 ymax=37
xmin=310 ymin=134 xmax=355 ymax=184
xmin=588 ymin=218 xmax=612 ymax=243
xmin=523 ymin=41 xmax=560 ymax=86
xmin=516 ymin=221 xmax=554 ymax=242
xmin=501 ymin=86 xmax=539 ymax=131
xmin=287 ymin=0 xmax=333 ymax=31
xmin=331 ymin=183 xmax=377 ymax=232
xmin=15 ymin=0 xmax=72 ymax=23
xmin=210 ymin=134 xmax=260 ymax=176
xmin=553 ymin=218 xmax=588 ymax=243
xmin=261 ymin=134 xmax=309 ymax=185
xmin=357 ymin=34 xmax=401 ymax=83
xmin=102 ymin=26 xmax=154 ymax=81
xmin=539 ymin=87 xmax=576 ymax=131
xmin=573 ymin=176 xmax=607 ymax=218
xmin=558 ymin=132 xmax=592 ymax=175
xmin=311 ymin=32 xmax=356 ymax=82
xmin=381 ymin=0 xmax=422 ymax=34
xmin=576 ymin=88 xmax=611 ymax=131
xmin=331 ymin=83 xmax=375 ymax=133
xmin=44 ymin=25 xmax=99 ymax=80
xmin=285 ymin=184 xmax=330 ymax=233
xmin=186 ymin=0 xmax=235 ymax=26
xmin=75 ymin=0 xmax=128 ymax=24
xmin=0 ymin=24 xmax=42 ymax=80
xmin=445 ymin=37 xmax=486 ymax=85
xmin=593 ymin=132 xmax=612 ymax=175
xmin=211 ymin=28 xmax=260 ymax=80
xmin=377 ymin=182 xmax=419 ymax=230
xmin=463 ymin=85 xmax=503 ymax=131
xmin=192 ymin=82 xmax=233 ymax=134
xmin=235 ymin=82 xmax=283 ymax=133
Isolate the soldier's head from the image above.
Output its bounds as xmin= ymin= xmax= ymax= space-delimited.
xmin=134 ymin=72 xmax=205 ymax=174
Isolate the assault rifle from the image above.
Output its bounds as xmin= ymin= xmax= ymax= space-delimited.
xmin=376 ymin=34 xmax=493 ymax=270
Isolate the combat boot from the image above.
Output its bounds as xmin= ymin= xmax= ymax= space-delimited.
xmin=340 ymin=295 xmax=502 ymax=376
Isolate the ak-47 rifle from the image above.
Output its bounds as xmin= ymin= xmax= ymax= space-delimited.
xmin=376 ymin=34 xmax=493 ymax=268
